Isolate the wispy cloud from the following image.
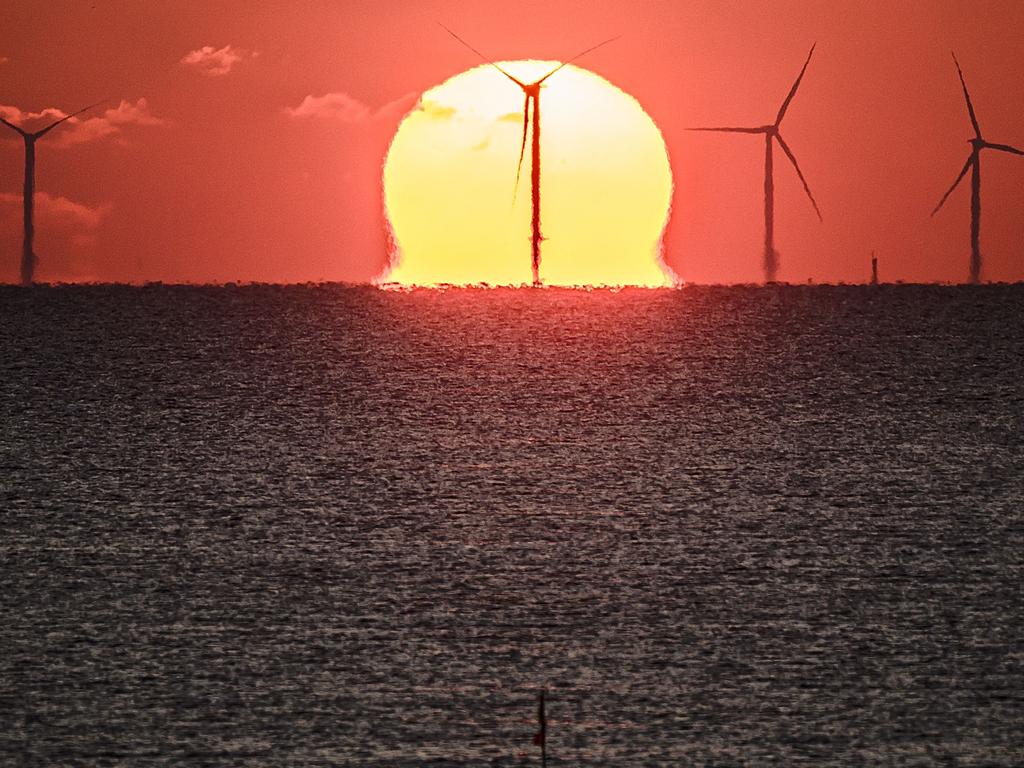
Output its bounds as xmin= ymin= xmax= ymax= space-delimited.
xmin=180 ymin=45 xmax=255 ymax=76
xmin=57 ymin=99 xmax=164 ymax=146
xmin=285 ymin=92 xmax=420 ymax=125
xmin=0 ymin=104 xmax=65 ymax=127
xmin=285 ymin=92 xmax=372 ymax=122
xmin=418 ymin=100 xmax=457 ymax=120
xmin=0 ymin=99 xmax=162 ymax=147
xmin=0 ymin=192 xmax=110 ymax=230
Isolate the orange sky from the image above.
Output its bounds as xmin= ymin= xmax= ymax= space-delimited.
xmin=2 ymin=0 xmax=1023 ymax=285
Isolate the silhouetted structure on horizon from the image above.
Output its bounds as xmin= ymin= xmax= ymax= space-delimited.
xmin=871 ymin=251 xmax=878 ymax=286
xmin=689 ymin=45 xmax=823 ymax=284
xmin=931 ymin=53 xmax=1023 ymax=285
xmin=441 ymin=25 xmax=617 ymax=286
xmin=1 ymin=102 xmax=104 ymax=286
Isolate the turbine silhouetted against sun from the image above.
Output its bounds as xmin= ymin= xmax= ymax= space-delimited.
xmin=381 ymin=61 xmax=674 ymax=287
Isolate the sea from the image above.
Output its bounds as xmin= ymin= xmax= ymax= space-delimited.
xmin=1 ymin=283 xmax=1022 ymax=766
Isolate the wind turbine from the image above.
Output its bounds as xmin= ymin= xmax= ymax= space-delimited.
xmin=441 ymin=26 xmax=618 ymax=286
xmin=689 ymin=45 xmax=822 ymax=283
xmin=931 ymin=53 xmax=1023 ymax=284
xmin=1 ymin=101 xmax=104 ymax=286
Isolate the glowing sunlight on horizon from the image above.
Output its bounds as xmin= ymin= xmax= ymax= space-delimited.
xmin=381 ymin=61 xmax=675 ymax=287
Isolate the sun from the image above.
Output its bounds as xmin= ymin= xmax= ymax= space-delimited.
xmin=380 ymin=61 xmax=675 ymax=287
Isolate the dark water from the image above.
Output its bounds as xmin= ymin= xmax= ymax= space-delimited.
xmin=2 ymin=284 xmax=1023 ymax=766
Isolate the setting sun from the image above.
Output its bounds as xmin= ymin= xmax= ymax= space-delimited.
xmin=381 ymin=61 xmax=674 ymax=287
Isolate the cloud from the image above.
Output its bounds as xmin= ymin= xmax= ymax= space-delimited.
xmin=58 ymin=99 xmax=164 ymax=146
xmin=180 ymin=45 xmax=255 ymax=76
xmin=417 ymin=100 xmax=456 ymax=120
xmin=0 ymin=99 xmax=162 ymax=147
xmin=373 ymin=93 xmax=421 ymax=124
xmin=285 ymin=92 xmax=372 ymax=122
xmin=0 ymin=104 xmax=66 ymax=127
xmin=498 ymin=111 xmax=525 ymax=122
xmin=0 ymin=57 xmax=8 ymax=66
xmin=0 ymin=192 xmax=110 ymax=230
xmin=285 ymin=91 xmax=420 ymax=126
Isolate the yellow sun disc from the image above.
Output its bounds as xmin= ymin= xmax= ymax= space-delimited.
xmin=381 ymin=61 xmax=675 ymax=287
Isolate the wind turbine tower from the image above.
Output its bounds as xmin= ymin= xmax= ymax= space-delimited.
xmin=931 ymin=53 xmax=1023 ymax=284
xmin=441 ymin=26 xmax=617 ymax=286
xmin=1 ymin=101 xmax=104 ymax=286
xmin=690 ymin=46 xmax=822 ymax=283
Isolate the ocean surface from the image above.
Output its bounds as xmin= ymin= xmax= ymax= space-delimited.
xmin=2 ymin=284 xmax=1023 ymax=766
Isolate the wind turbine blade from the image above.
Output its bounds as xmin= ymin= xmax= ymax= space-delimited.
xmin=438 ymin=23 xmax=526 ymax=88
xmin=35 ymin=99 xmax=107 ymax=138
xmin=513 ymin=94 xmax=530 ymax=203
xmin=776 ymin=134 xmax=822 ymax=221
xmin=775 ymin=43 xmax=816 ymax=126
xmin=687 ymin=126 xmax=766 ymax=134
xmin=952 ymin=53 xmax=982 ymax=139
xmin=985 ymin=142 xmax=1024 ymax=156
xmin=0 ymin=116 xmax=29 ymax=137
xmin=931 ymin=155 xmax=973 ymax=216
xmin=536 ymin=35 xmax=621 ymax=84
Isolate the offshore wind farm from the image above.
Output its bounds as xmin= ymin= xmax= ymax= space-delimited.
xmin=2 ymin=19 xmax=1023 ymax=285
xmin=2 ymin=2 xmax=1024 ymax=766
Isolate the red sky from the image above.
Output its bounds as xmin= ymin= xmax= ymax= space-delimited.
xmin=2 ymin=0 xmax=1023 ymax=285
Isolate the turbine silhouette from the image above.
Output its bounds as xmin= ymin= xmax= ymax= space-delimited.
xmin=931 ymin=53 xmax=1023 ymax=285
xmin=689 ymin=45 xmax=822 ymax=283
xmin=441 ymin=25 xmax=618 ymax=286
xmin=1 ymin=101 xmax=105 ymax=285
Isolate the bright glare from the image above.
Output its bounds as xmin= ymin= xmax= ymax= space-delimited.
xmin=381 ymin=61 xmax=675 ymax=287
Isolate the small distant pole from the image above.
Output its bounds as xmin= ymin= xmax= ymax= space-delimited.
xmin=533 ymin=690 xmax=547 ymax=767
xmin=870 ymin=251 xmax=878 ymax=286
